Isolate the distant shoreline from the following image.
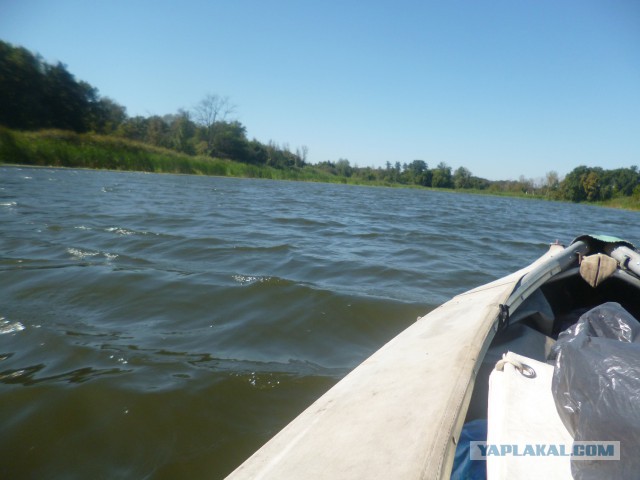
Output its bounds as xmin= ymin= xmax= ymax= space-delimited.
xmin=2 ymin=162 xmax=637 ymax=213
xmin=1 ymin=128 xmax=638 ymax=211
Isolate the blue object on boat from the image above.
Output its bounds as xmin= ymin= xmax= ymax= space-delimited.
xmin=450 ymin=418 xmax=487 ymax=480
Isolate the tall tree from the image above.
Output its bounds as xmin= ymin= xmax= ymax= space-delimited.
xmin=167 ymin=110 xmax=197 ymax=154
xmin=295 ymin=145 xmax=309 ymax=167
xmin=453 ymin=166 xmax=472 ymax=189
xmin=432 ymin=162 xmax=453 ymax=188
xmin=0 ymin=41 xmax=45 ymax=129
xmin=42 ymin=63 xmax=95 ymax=131
xmin=91 ymin=97 xmax=127 ymax=134
xmin=0 ymin=40 xmax=126 ymax=133
xmin=561 ymin=166 xmax=604 ymax=202
xmin=193 ymin=94 xmax=235 ymax=152
xmin=210 ymin=121 xmax=249 ymax=161
xmin=145 ymin=116 xmax=169 ymax=147
xmin=406 ymin=160 xmax=431 ymax=186
xmin=336 ymin=158 xmax=353 ymax=177
xmin=545 ymin=171 xmax=560 ymax=189
xmin=602 ymin=167 xmax=640 ymax=196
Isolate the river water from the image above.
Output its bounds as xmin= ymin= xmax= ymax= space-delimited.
xmin=1 ymin=166 xmax=639 ymax=478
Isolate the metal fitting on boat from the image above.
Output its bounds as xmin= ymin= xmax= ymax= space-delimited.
xmin=495 ymin=354 xmax=537 ymax=379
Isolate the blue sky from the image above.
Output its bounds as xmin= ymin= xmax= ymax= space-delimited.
xmin=2 ymin=0 xmax=639 ymax=180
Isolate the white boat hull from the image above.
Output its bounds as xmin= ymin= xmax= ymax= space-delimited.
xmin=227 ymin=244 xmax=568 ymax=479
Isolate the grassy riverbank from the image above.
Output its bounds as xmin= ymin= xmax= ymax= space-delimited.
xmin=0 ymin=127 xmax=395 ymax=186
xmin=0 ymin=127 xmax=294 ymax=179
xmin=1 ymin=127 xmax=638 ymax=210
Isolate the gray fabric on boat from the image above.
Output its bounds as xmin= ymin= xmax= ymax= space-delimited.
xmin=466 ymin=322 xmax=555 ymax=421
xmin=508 ymin=288 xmax=555 ymax=335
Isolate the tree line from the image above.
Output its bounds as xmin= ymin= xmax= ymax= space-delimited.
xmin=1 ymin=40 xmax=638 ymax=204
xmin=0 ymin=40 xmax=305 ymax=169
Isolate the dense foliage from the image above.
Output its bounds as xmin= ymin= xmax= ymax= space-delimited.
xmin=0 ymin=41 xmax=125 ymax=133
xmin=1 ymin=40 xmax=638 ymax=207
xmin=0 ymin=40 xmax=303 ymax=169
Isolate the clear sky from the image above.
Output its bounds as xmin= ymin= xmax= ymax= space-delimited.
xmin=1 ymin=0 xmax=639 ymax=180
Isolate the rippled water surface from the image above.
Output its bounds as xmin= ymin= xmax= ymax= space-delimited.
xmin=1 ymin=166 xmax=639 ymax=478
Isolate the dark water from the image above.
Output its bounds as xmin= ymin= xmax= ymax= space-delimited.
xmin=1 ymin=166 xmax=639 ymax=479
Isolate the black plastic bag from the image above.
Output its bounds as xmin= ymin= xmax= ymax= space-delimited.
xmin=550 ymin=302 xmax=640 ymax=480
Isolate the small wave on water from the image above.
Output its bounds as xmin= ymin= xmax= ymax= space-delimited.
xmin=0 ymin=318 xmax=25 ymax=335
xmin=231 ymin=243 xmax=292 ymax=253
xmin=232 ymin=274 xmax=272 ymax=285
xmin=272 ymin=216 xmax=346 ymax=229
xmin=0 ymin=364 xmax=131 ymax=386
xmin=74 ymin=224 xmax=158 ymax=236
xmin=105 ymin=226 xmax=137 ymax=236
xmin=66 ymin=247 xmax=119 ymax=262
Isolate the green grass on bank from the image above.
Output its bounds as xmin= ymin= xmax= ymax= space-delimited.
xmin=1 ymin=127 xmax=638 ymax=210
xmin=0 ymin=127 xmax=302 ymax=180
xmin=592 ymin=196 xmax=640 ymax=211
xmin=0 ymin=127 xmax=440 ymax=187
